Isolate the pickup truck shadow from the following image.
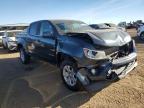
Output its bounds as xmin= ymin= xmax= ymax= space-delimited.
xmin=1 ymin=79 xmax=44 ymax=108
xmin=44 ymin=81 xmax=112 ymax=108
xmin=0 ymin=53 xmax=113 ymax=108
xmin=20 ymin=61 xmax=114 ymax=108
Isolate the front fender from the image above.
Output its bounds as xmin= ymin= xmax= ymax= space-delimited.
xmin=56 ymin=37 xmax=84 ymax=60
xmin=56 ymin=36 xmax=100 ymax=67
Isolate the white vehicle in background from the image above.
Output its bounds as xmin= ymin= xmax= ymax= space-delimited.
xmin=2 ymin=30 xmax=22 ymax=51
xmin=0 ymin=23 xmax=28 ymax=51
xmin=105 ymin=23 xmax=126 ymax=31
xmin=90 ymin=23 xmax=126 ymax=31
xmin=0 ymin=31 xmax=4 ymax=45
xmin=137 ymin=24 xmax=144 ymax=39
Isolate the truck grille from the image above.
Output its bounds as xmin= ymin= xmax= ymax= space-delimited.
xmin=94 ymin=41 xmax=133 ymax=58
xmin=118 ymin=40 xmax=133 ymax=57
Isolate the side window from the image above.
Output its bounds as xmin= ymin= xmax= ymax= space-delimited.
xmin=41 ymin=21 xmax=53 ymax=37
xmin=29 ymin=22 xmax=41 ymax=36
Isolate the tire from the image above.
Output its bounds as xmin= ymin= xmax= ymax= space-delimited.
xmin=60 ymin=60 xmax=82 ymax=91
xmin=19 ymin=47 xmax=30 ymax=64
xmin=140 ymin=32 xmax=144 ymax=40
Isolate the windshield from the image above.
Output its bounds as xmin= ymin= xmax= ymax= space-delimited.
xmin=7 ymin=32 xmax=20 ymax=37
xmin=52 ymin=20 xmax=94 ymax=35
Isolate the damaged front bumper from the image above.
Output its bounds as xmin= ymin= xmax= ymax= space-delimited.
xmin=77 ymin=42 xmax=137 ymax=86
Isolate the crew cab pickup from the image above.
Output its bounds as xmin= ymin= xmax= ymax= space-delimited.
xmin=17 ymin=20 xmax=137 ymax=91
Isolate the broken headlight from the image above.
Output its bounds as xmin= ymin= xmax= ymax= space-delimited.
xmin=83 ymin=48 xmax=107 ymax=60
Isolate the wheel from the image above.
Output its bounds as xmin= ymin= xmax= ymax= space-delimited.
xmin=140 ymin=32 xmax=144 ymax=40
xmin=19 ymin=47 xmax=30 ymax=64
xmin=60 ymin=60 xmax=82 ymax=91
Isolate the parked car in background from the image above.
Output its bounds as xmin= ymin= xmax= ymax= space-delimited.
xmin=17 ymin=20 xmax=137 ymax=91
xmin=90 ymin=23 xmax=126 ymax=31
xmin=118 ymin=22 xmax=136 ymax=29
xmin=0 ymin=23 xmax=29 ymax=31
xmin=0 ymin=31 xmax=4 ymax=45
xmin=136 ymin=23 xmax=144 ymax=30
xmin=133 ymin=20 xmax=143 ymax=30
xmin=137 ymin=24 xmax=144 ymax=40
xmin=126 ymin=23 xmax=136 ymax=29
xmin=105 ymin=23 xmax=126 ymax=31
xmin=0 ymin=23 xmax=28 ymax=49
xmin=2 ymin=30 xmax=22 ymax=51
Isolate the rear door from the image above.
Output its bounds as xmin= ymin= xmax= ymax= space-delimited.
xmin=27 ymin=21 xmax=41 ymax=55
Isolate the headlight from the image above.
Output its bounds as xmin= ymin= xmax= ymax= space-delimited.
xmin=83 ymin=48 xmax=107 ymax=60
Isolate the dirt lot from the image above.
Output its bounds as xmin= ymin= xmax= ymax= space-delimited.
xmin=0 ymin=29 xmax=144 ymax=108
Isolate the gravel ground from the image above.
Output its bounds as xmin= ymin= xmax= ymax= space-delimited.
xmin=0 ymin=29 xmax=144 ymax=108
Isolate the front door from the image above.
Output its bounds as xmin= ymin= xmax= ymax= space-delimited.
xmin=37 ymin=21 xmax=56 ymax=63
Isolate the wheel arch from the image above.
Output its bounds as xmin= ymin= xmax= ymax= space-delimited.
xmin=57 ymin=52 xmax=77 ymax=67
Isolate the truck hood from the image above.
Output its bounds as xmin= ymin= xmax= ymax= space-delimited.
xmin=84 ymin=29 xmax=131 ymax=47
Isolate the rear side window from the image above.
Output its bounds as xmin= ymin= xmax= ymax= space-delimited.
xmin=29 ymin=22 xmax=41 ymax=36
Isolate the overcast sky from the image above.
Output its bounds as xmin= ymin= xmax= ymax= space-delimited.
xmin=0 ymin=0 xmax=143 ymax=25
